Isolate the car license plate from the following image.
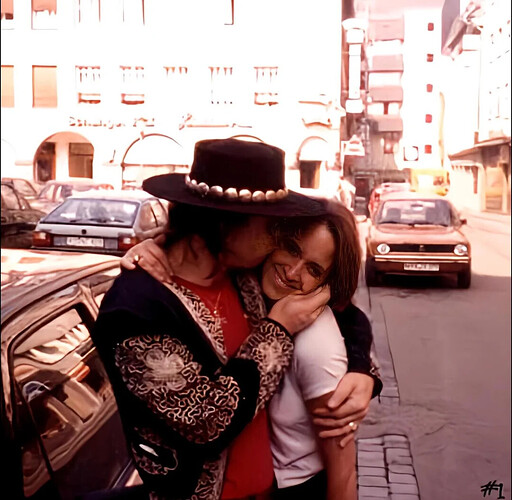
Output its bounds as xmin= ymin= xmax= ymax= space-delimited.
xmin=404 ymin=263 xmax=439 ymax=271
xmin=66 ymin=236 xmax=104 ymax=248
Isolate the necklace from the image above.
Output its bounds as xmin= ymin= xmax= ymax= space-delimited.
xmin=204 ymin=290 xmax=225 ymax=329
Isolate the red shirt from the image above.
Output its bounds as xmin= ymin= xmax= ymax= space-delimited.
xmin=173 ymin=276 xmax=274 ymax=498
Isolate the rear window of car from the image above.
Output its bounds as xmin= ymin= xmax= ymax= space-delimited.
xmin=377 ymin=199 xmax=453 ymax=226
xmin=43 ymin=198 xmax=139 ymax=227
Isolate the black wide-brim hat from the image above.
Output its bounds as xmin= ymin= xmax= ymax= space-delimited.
xmin=143 ymin=138 xmax=327 ymax=217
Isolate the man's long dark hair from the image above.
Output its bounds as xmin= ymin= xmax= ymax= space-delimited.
xmin=162 ymin=203 xmax=254 ymax=257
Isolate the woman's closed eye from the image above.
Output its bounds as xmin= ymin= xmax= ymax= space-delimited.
xmin=282 ymin=238 xmax=301 ymax=257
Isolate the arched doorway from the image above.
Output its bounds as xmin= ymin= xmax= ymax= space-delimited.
xmin=34 ymin=132 xmax=94 ymax=182
xmin=297 ymin=137 xmax=330 ymax=189
xmin=121 ymin=133 xmax=187 ymax=188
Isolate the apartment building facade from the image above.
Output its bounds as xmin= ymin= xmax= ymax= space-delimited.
xmin=442 ymin=0 xmax=510 ymax=213
xmin=1 ymin=0 xmax=345 ymax=192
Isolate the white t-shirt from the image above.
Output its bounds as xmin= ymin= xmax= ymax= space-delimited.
xmin=269 ymin=307 xmax=348 ymax=488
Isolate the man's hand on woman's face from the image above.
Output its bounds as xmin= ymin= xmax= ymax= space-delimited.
xmin=267 ymin=286 xmax=330 ymax=336
xmin=120 ymin=235 xmax=173 ymax=283
xmin=311 ymin=372 xmax=374 ymax=447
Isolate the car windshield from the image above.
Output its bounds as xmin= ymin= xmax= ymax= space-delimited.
xmin=43 ymin=198 xmax=139 ymax=227
xmin=376 ymin=199 xmax=453 ymax=226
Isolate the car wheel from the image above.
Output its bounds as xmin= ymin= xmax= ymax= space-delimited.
xmin=457 ymin=268 xmax=471 ymax=289
xmin=365 ymin=258 xmax=381 ymax=287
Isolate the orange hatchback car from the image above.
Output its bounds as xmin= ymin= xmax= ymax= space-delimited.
xmin=365 ymin=192 xmax=471 ymax=288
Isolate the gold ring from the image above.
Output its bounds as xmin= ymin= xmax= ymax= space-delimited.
xmin=348 ymin=421 xmax=358 ymax=432
xmin=133 ymin=254 xmax=140 ymax=263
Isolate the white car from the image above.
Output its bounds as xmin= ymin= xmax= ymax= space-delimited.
xmin=32 ymin=190 xmax=169 ymax=255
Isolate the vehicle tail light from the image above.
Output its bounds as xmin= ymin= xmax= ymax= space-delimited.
xmin=32 ymin=231 xmax=53 ymax=247
xmin=118 ymin=235 xmax=140 ymax=252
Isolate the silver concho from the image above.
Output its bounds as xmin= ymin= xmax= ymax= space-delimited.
xmin=252 ymin=190 xmax=266 ymax=202
xmin=265 ymin=190 xmax=277 ymax=202
xmin=224 ymin=187 xmax=238 ymax=200
xmin=276 ymin=188 xmax=288 ymax=199
xmin=239 ymin=189 xmax=252 ymax=202
xmin=209 ymin=186 xmax=224 ymax=197
xmin=197 ymin=182 xmax=209 ymax=195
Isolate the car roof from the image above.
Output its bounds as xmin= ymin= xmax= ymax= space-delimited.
xmin=379 ymin=191 xmax=448 ymax=202
xmin=66 ymin=189 xmax=156 ymax=201
xmin=43 ymin=178 xmax=112 ymax=186
xmin=1 ymin=249 xmax=119 ymax=325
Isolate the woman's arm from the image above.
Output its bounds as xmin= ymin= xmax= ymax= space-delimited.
xmin=310 ymin=304 xmax=382 ymax=447
xmin=306 ymin=393 xmax=357 ymax=500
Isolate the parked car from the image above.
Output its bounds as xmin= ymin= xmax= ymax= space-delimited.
xmin=1 ymin=182 xmax=46 ymax=248
xmin=30 ymin=178 xmax=114 ymax=214
xmin=368 ymin=181 xmax=411 ymax=218
xmin=1 ymin=177 xmax=41 ymax=201
xmin=365 ymin=192 xmax=471 ymax=288
xmin=1 ymin=248 xmax=142 ymax=499
xmin=32 ymin=190 xmax=169 ymax=255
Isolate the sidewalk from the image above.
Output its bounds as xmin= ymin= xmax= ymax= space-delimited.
xmin=460 ymin=208 xmax=511 ymax=235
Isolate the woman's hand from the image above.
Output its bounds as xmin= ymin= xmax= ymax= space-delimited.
xmin=268 ymin=286 xmax=330 ymax=336
xmin=120 ymin=235 xmax=173 ymax=284
xmin=311 ymin=372 xmax=373 ymax=447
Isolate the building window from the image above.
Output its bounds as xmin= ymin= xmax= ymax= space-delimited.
xmin=425 ymin=114 xmax=433 ymax=123
xmin=426 ymin=53 xmax=434 ymax=62
xmin=33 ymin=66 xmax=57 ymax=108
xmin=254 ymin=67 xmax=279 ymax=106
xmin=32 ymin=0 xmax=57 ymax=29
xmin=120 ymin=66 xmax=144 ymax=105
xmin=427 ymin=22 xmax=434 ymax=31
xmin=426 ymin=83 xmax=433 ymax=93
xmin=76 ymin=66 xmax=101 ymax=104
xmin=164 ymin=66 xmax=189 ymax=102
xmin=1 ymin=65 xmax=14 ymax=107
xmin=1 ymin=0 xmax=14 ymax=28
xmin=209 ymin=67 xmax=233 ymax=105
xmin=69 ymin=143 xmax=94 ymax=177
xmin=424 ymin=145 xmax=432 ymax=154
xmin=122 ymin=0 xmax=144 ymax=26
xmin=76 ymin=0 xmax=100 ymax=24
xmin=222 ymin=0 xmax=234 ymax=25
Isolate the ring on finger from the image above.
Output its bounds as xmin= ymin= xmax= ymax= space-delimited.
xmin=133 ymin=254 xmax=140 ymax=264
xmin=348 ymin=421 xmax=358 ymax=432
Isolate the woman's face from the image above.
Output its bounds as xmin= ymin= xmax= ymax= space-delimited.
xmin=261 ymin=222 xmax=335 ymax=301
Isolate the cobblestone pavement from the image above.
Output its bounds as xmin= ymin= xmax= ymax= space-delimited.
xmin=357 ymin=434 xmax=420 ymax=500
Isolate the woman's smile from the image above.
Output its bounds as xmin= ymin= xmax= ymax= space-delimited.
xmin=273 ymin=265 xmax=301 ymax=292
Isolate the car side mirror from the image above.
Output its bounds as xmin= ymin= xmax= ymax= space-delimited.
xmin=460 ymin=218 xmax=467 ymax=225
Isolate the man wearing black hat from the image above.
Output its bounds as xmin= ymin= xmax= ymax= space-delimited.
xmin=93 ymin=138 xmax=379 ymax=500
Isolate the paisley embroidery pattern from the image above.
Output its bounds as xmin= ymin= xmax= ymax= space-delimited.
xmin=115 ymin=336 xmax=240 ymax=443
xmin=235 ymin=272 xmax=268 ymax=328
xmin=237 ymin=319 xmax=294 ymax=413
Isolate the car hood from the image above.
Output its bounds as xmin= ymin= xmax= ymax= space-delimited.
xmin=370 ymin=224 xmax=469 ymax=244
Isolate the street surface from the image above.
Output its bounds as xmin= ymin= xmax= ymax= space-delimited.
xmin=355 ymin=212 xmax=511 ymax=500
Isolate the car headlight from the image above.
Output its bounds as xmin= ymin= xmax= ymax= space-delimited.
xmin=376 ymin=243 xmax=390 ymax=255
xmin=454 ymin=244 xmax=468 ymax=256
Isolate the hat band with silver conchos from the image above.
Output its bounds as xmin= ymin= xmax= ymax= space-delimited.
xmin=185 ymin=174 xmax=289 ymax=203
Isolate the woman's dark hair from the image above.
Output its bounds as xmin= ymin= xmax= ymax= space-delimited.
xmin=163 ymin=203 xmax=254 ymax=257
xmin=269 ymin=200 xmax=361 ymax=310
